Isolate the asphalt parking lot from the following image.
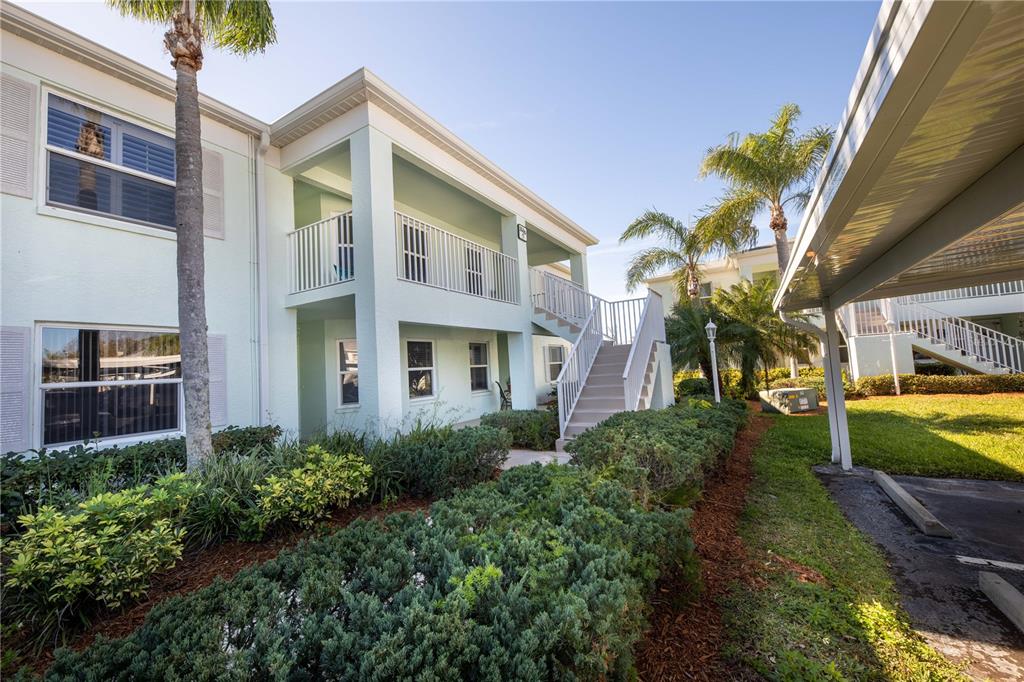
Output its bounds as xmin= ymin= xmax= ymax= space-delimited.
xmin=817 ymin=466 xmax=1024 ymax=680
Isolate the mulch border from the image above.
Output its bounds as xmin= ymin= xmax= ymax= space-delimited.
xmin=635 ymin=406 xmax=773 ymax=681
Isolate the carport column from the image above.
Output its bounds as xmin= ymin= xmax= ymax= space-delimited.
xmin=822 ymin=302 xmax=852 ymax=470
xmin=502 ymin=214 xmax=537 ymax=409
xmin=569 ymin=252 xmax=589 ymax=291
xmin=351 ymin=126 xmax=404 ymax=432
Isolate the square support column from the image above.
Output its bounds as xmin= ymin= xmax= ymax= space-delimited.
xmin=501 ymin=214 xmax=536 ymax=409
xmin=822 ymin=303 xmax=852 ymax=470
xmin=569 ymin=252 xmax=589 ymax=291
xmin=351 ymin=126 xmax=404 ymax=431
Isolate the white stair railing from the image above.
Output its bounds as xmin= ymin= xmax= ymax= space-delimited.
xmin=287 ymin=212 xmax=354 ymax=294
xmin=555 ymin=300 xmax=605 ymax=438
xmin=894 ymin=300 xmax=1023 ymax=373
xmin=622 ymin=291 xmax=666 ymax=410
xmin=530 ymin=268 xmax=601 ymax=326
xmin=840 ymin=297 xmax=1023 ymax=373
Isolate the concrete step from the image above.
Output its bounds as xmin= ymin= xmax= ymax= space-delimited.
xmin=583 ymin=375 xmax=625 ymax=388
xmin=576 ymin=395 xmax=626 ymax=410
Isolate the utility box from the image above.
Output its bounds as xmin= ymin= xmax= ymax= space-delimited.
xmin=759 ymin=387 xmax=818 ymax=415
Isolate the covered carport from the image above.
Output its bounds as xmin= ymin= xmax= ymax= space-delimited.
xmin=775 ymin=0 xmax=1024 ymax=471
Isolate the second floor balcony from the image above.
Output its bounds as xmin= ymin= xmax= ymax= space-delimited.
xmin=286 ymin=210 xmax=520 ymax=306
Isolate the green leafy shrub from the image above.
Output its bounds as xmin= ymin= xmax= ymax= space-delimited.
xmin=856 ymin=373 xmax=1024 ymax=396
xmin=253 ymin=446 xmax=371 ymax=531
xmin=567 ymin=400 xmax=746 ymax=496
xmin=2 ymin=474 xmax=195 ymax=640
xmin=1 ymin=425 xmax=281 ymax=526
xmin=45 ymin=464 xmax=691 ymax=680
xmin=676 ymin=377 xmax=711 ymax=399
xmin=389 ymin=424 xmax=511 ymax=498
xmin=182 ymin=451 xmax=282 ymax=546
xmin=480 ymin=409 xmax=559 ymax=450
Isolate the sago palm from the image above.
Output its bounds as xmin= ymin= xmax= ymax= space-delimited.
xmin=712 ymin=278 xmax=817 ymax=392
xmin=107 ymin=0 xmax=277 ymax=468
xmin=698 ymin=103 xmax=833 ymax=272
xmin=620 ymin=210 xmax=709 ymax=300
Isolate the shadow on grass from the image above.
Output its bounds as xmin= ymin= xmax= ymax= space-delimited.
xmin=845 ymin=409 xmax=1023 ymax=481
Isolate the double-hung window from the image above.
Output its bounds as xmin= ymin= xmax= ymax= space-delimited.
xmin=407 ymin=340 xmax=435 ymax=399
xmin=39 ymin=325 xmax=182 ymax=446
xmin=45 ymin=93 xmax=176 ymax=229
xmin=547 ymin=345 xmax=565 ymax=382
xmin=469 ymin=342 xmax=489 ymax=392
xmin=337 ymin=339 xmax=359 ymax=406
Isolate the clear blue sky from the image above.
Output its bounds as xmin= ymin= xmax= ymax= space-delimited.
xmin=20 ymin=1 xmax=880 ymax=301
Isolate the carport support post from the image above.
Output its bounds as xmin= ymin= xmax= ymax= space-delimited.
xmin=822 ymin=302 xmax=852 ymax=470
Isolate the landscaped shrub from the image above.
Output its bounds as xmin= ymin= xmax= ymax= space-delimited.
xmin=181 ymin=451 xmax=282 ymax=546
xmin=567 ymin=400 xmax=746 ymax=497
xmin=2 ymin=474 xmax=196 ymax=640
xmin=480 ymin=409 xmax=559 ymax=450
xmin=675 ymin=376 xmax=711 ymax=399
xmin=856 ymin=373 xmax=1024 ymax=396
xmin=389 ymin=424 xmax=511 ymax=498
xmin=45 ymin=464 xmax=690 ymax=680
xmin=1 ymin=425 xmax=281 ymax=525
xmin=253 ymin=446 xmax=371 ymax=531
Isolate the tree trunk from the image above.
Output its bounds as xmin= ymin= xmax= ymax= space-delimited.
xmin=770 ymin=203 xmax=790 ymax=273
xmin=762 ymin=357 xmax=771 ymax=393
xmin=170 ymin=17 xmax=213 ymax=470
xmin=687 ymin=269 xmax=701 ymax=301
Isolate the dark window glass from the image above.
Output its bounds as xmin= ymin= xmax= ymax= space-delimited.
xmin=469 ymin=342 xmax=488 ymax=391
xmin=338 ymin=340 xmax=359 ymax=405
xmin=407 ymin=341 xmax=435 ymax=398
xmin=407 ymin=341 xmax=433 ymax=368
xmin=47 ymin=154 xmax=175 ymax=228
xmin=408 ymin=370 xmax=433 ymax=398
xmin=42 ymin=383 xmax=179 ymax=446
xmin=46 ymin=107 xmax=111 ymax=159
xmin=122 ymin=134 xmax=175 ymax=180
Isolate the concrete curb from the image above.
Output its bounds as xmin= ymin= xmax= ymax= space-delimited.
xmin=979 ymin=571 xmax=1024 ymax=634
xmin=873 ymin=470 xmax=954 ymax=538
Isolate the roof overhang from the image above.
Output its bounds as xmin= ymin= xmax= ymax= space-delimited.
xmin=775 ymin=0 xmax=1024 ymax=312
xmin=270 ymin=68 xmax=599 ymax=247
xmin=1 ymin=2 xmax=266 ymax=136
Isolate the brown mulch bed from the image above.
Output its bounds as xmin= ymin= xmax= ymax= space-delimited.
xmin=635 ymin=406 xmax=773 ymax=681
xmin=22 ymin=497 xmax=429 ymax=675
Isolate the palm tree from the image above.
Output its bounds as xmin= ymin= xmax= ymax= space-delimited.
xmin=620 ymin=210 xmax=709 ymax=301
xmin=712 ymin=278 xmax=817 ymax=393
xmin=107 ymin=0 xmax=276 ymax=469
xmin=664 ymin=299 xmax=745 ymax=391
xmin=698 ymin=104 xmax=833 ymax=273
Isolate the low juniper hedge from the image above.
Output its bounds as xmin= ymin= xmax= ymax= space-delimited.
xmin=43 ymin=464 xmax=691 ymax=681
xmin=567 ymin=399 xmax=747 ymax=498
xmin=1 ymin=425 xmax=282 ymax=525
xmin=480 ymin=409 xmax=559 ymax=450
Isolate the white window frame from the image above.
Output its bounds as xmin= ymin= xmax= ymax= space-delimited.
xmin=336 ymin=338 xmax=359 ymax=408
xmin=406 ymin=338 xmax=437 ymax=401
xmin=468 ymin=341 xmax=490 ymax=393
xmin=546 ymin=344 xmax=565 ymax=382
xmin=34 ymin=322 xmax=184 ymax=449
xmin=36 ymin=87 xmax=180 ymax=239
xmin=699 ymin=282 xmax=713 ymax=302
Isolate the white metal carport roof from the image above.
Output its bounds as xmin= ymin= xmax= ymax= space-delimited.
xmin=773 ymin=0 xmax=1024 ymax=471
xmin=775 ymin=0 xmax=1024 ymax=313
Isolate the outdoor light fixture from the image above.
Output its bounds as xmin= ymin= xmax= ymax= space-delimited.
xmin=705 ymin=320 xmax=721 ymax=403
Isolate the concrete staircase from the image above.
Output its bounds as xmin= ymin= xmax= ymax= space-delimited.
xmin=533 ymin=306 xmax=581 ymax=341
xmin=911 ymin=336 xmax=1011 ymax=374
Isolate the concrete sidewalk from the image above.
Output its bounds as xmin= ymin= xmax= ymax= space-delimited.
xmin=817 ymin=466 xmax=1024 ymax=680
xmin=501 ymin=449 xmax=572 ymax=470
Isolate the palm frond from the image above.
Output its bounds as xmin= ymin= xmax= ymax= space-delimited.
xmin=693 ymin=188 xmax=762 ymax=254
xmin=624 ymin=247 xmax=683 ymax=292
xmin=105 ymin=0 xmax=277 ymax=55
xmin=620 ymin=209 xmax=686 ymax=245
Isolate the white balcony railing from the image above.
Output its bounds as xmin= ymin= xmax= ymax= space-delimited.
xmin=895 ymin=280 xmax=1024 ymax=305
xmin=395 ymin=212 xmax=519 ymax=305
xmin=287 ymin=212 xmax=354 ymax=294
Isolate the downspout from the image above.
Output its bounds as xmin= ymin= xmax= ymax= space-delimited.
xmin=255 ymin=130 xmax=271 ymax=424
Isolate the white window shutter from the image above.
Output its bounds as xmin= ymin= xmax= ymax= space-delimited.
xmin=208 ymin=333 xmax=227 ymax=427
xmin=1 ymin=74 xmax=37 ymax=199
xmin=1 ymin=326 xmax=32 ymax=453
xmin=202 ymin=147 xmax=225 ymax=239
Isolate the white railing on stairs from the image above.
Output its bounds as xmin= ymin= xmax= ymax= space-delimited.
xmin=530 ymin=268 xmax=600 ymax=326
xmin=840 ymin=298 xmax=1023 ymax=373
xmin=895 ymin=280 xmax=1024 ymax=305
xmin=622 ymin=291 xmax=666 ymax=410
xmin=555 ymin=299 xmax=606 ymax=438
xmin=287 ymin=212 xmax=354 ymax=294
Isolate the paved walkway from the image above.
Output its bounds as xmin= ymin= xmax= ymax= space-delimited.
xmin=501 ymin=449 xmax=571 ymax=470
xmin=817 ymin=465 xmax=1024 ymax=680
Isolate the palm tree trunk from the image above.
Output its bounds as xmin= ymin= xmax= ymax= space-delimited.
xmin=172 ymin=40 xmax=213 ymax=470
xmin=770 ymin=203 xmax=790 ymax=273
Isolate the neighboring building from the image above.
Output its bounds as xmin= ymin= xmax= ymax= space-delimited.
xmin=647 ymin=242 xmax=1023 ymax=379
xmin=0 ymin=5 xmax=672 ymax=453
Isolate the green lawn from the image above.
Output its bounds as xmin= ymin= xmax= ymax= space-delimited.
xmin=720 ymin=393 xmax=1024 ymax=680
xmin=844 ymin=394 xmax=1024 ymax=480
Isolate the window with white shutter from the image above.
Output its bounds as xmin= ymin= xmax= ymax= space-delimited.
xmin=1 ymin=74 xmax=37 ymax=198
xmin=202 ymin=148 xmax=225 ymax=239
xmin=208 ymin=334 xmax=227 ymax=426
xmin=1 ymin=326 xmax=32 ymax=453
